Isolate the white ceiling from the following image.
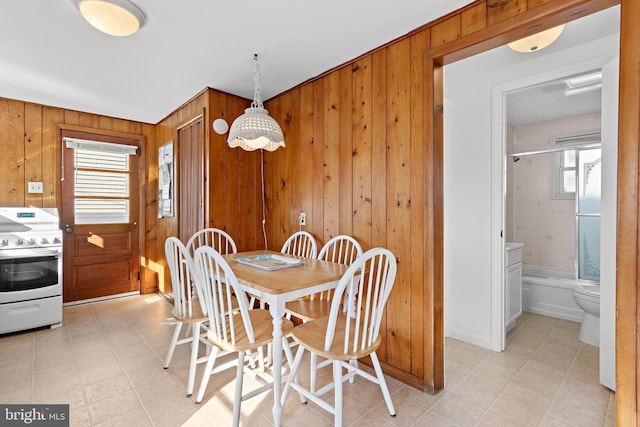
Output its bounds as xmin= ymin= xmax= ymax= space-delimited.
xmin=0 ymin=0 xmax=472 ymax=123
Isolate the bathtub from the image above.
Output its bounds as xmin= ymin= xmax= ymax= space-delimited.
xmin=521 ymin=265 xmax=594 ymax=322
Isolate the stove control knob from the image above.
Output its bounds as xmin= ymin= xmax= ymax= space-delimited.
xmin=52 ymin=236 xmax=62 ymax=244
xmin=41 ymin=237 xmax=49 ymax=244
xmin=26 ymin=238 xmax=36 ymax=245
xmin=14 ymin=238 xmax=23 ymax=246
xmin=0 ymin=239 xmax=8 ymax=247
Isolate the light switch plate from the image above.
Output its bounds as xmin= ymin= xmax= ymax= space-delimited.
xmin=28 ymin=182 xmax=43 ymax=193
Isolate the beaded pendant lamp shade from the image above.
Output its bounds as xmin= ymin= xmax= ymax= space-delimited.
xmin=227 ymin=55 xmax=285 ymax=152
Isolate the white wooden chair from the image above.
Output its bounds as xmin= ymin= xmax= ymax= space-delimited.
xmin=163 ymin=236 xmax=209 ymax=397
xmin=193 ymin=245 xmax=295 ymax=426
xmin=281 ymin=230 xmax=317 ymax=258
xmin=281 ymin=247 xmax=397 ymax=426
xmin=285 ymin=235 xmax=363 ymax=322
xmin=186 ymin=227 xmax=237 ymax=257
xmin=187 ymin=227 xmax=266 ymax=367
xmin=284 ymin=235 xmax=363 ymax=392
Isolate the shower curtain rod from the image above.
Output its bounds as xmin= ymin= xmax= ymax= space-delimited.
xmin=507 ymin=142 xmax=601 ymax=158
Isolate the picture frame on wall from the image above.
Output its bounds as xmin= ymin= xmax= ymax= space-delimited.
xmin=158 ymin=141 xmax=174 ymax=218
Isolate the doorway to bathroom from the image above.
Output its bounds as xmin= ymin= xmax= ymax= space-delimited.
xmin=442 ymin=5 xmax=619 ymax=392
xmin=494 ymin=58 xmax=618 ymax=390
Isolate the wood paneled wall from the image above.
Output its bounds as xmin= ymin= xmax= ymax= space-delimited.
xmin=262 ymin=0 xmax=619 ymax=393
xmin=0 ymin=98 xmax=156 ymax=293
xmin=150 ymin=89 xmax=256 ymax=294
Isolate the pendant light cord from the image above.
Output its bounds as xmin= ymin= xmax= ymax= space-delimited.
xmin=261 ymin=149 xmax=268 ymax=250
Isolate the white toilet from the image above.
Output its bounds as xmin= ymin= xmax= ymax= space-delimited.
xmin=572 ymin=284 xmax=600 ymax=347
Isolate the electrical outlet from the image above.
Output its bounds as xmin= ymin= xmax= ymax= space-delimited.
xmin=28 ymin=182 xmax=43 ymax=193
xmin=299 ymin=211 xmax=306 ymax=226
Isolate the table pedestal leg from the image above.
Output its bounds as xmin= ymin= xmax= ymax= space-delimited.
xmin=270 ymin=302 xmax=284 ymax=427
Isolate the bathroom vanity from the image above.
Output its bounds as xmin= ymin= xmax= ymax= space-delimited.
xmin=505 ymin=243 xmax=524 ymax=332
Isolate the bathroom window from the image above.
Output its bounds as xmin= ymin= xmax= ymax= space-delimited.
xmin=552 ymin=131 xmax=601 ymax=200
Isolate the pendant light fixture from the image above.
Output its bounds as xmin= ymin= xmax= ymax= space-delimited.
xmin=73 ymin=0 xmax=146 ymax=37
xmin=227 ymin=55 xmax=285 ymax=152
xmin=508 ymin=25 xmax=565 ymax=53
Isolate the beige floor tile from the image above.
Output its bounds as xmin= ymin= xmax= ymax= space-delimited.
xmin=87 ymin=389 xmax=142 ymax=425
xmin=428 ymin=395 xmax=485 ymax=426
xmin=0 ymin=386 xmax=33 ymax=404
xmin=481 ymin=395 xmax=545 ymax=427
xmin=390 ymin=384 xmax=442 ymax=410
xmin=93 ymin=406 xmax=152 ymax=427
xmin=69 ymin=405 xmax=93 ymax=427
xmin=410 ymin=411 xmax=458 ymax=426
xmin=546 ymin=392 xmax=608 ymax=427
xmin=84 ymin=375 xmax=133 ymax=404
xmin=348 ymin=409 xmax=395 ymax=427
xmin=446 ymin=380 xmax=501 ymax=411
xmin=500 ymin=380 xmax=553 ymax=413
xmin=33 ymin=369 xmax=82 ymax=401
xmin=370 ymin=395 xmax=425 ymax=425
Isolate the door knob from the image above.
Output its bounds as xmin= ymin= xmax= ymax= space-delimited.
xmin=64 ymin=224 xmax=73 ymax=233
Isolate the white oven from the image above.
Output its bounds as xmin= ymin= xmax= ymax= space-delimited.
xmin=0 ymin=208 xmax=63 ymax=335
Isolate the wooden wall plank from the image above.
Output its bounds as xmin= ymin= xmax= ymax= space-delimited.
xmin=339 ymin=66 xmax=354 ymax=238
xmin=323 ymin=73 xmax=341 ymax=243
xmin=385 ymin=39 xmax=413 ymax=372
xmin=461 ymin=2 xmax=488 ymax=36
xmin=409 ymin=30 xmax=429 ymax=379
xmin=431 ymin=15 xmax=461 ymax=48
xmin=42 ymin=106 xmax=64 ymax=208
xmin=371 ymin=50 xmax=387 ymax=251
xmin=289 ymin=89 xmax=302 ymax=237
xmin=351 ymin=57 xmax=373 ymax=249
xmin=299 ymin=85 xmax=315 ymax=243
xmin=79 ymin=112 xmax=98 ymax=128
xmin=487 ymin=0 xmax=527 ymax=26
xmin=0 ymin=99 xmax=25 ymax=206
xmin=278 ymin=92 xmax=294 ymax=247
xmin=312 ymin=79 xmax=325 ymax=243
xmin=24 ymin=104 xmax=43 ymax=208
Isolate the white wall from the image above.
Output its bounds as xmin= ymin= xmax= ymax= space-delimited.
xmin=443 ymin=8 xmax=619 ymax=353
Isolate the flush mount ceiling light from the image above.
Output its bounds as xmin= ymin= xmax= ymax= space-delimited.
xmin=73 ymin=0 xmax=146 ymax=37
xmin=508 ymin=25 xmax=565 ymax=53
xmin=227 ymin=54 xmax=285 ymax=152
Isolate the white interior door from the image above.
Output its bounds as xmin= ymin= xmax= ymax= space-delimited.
xmin=599 ymin=56 xmax=618 ymax=391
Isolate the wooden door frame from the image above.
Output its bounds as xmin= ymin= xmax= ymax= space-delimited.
xmin=424 ymin=0 xmax=638 ymax=422
xmin=57 ymin=124 xmax=146 ymax=295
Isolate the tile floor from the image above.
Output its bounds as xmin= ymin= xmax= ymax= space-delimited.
xmin=0 ymin=294 xmax=615 ymax=426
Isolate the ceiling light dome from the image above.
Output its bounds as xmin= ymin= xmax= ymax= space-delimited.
xmin=73 ymin=0 xmax=146 ymax=37
xmin=227 ymin=55 xmax=285 ymax=152
xmin=508 ymin=25 xmax=565 ymax=53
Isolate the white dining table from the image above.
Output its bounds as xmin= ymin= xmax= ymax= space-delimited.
xmin=223 ymin=249 xmax=348 ymax=427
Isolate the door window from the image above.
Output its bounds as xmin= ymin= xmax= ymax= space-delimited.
xmin=65 ymin=139 xmax=137 ymax=224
